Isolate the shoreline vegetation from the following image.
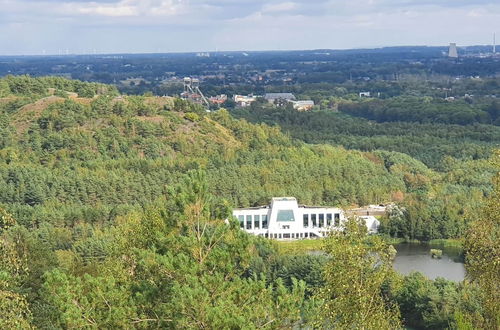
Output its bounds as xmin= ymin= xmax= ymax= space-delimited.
xmin=276 ymin=236 xmax=463 ymax=255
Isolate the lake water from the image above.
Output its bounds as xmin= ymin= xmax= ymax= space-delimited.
xmin=393 ymin=243 xmax=466 ymax=282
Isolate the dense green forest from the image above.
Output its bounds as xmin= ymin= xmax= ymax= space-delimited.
xmin=0 ymin=76 xmax=498 ymax=328
xmin=233 ymin=98 xmax=500 ymax=168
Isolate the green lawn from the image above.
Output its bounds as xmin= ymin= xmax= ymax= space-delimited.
xmin=276 ymin=239 xmax=324 ymax=254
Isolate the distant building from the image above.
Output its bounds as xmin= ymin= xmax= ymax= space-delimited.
xmin=290 ymin=100 xmax=315 ymax=111
xmin=233 ymin=94 xmax=257 ymax=107
xmin=264 ymin=93 xmax=296 ymax=104
xmin=231 ymin=197 xmax=380 ymax=240
xmin=359 ymin=92 xmax=371 ymax=98
xmin=449 ymin=43 xmax=458 ymax=58
xmin=209 ymin=94 xmax=227 ymax=105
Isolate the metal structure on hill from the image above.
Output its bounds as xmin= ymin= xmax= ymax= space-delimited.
xmin=181 ymin=77 xmax=210 ymax=108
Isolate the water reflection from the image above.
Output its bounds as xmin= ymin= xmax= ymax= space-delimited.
xmin=392 ymin=243 xmax=466 ymax=282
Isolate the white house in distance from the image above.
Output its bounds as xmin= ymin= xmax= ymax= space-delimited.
xmin=232 ymin=197 xmax=380 ymax=240
xmin=233 ymin=94 xmax=257 ymax=107
xmin=290 ymin=100 xmax=315 ymax=111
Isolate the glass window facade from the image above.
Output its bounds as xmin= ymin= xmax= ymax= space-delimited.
xmin=238 ymin=215 xmax=244 ymax=228
xmin=303 ymin=214 xmax=309 ymax=228
xmin=254 ymin=215 xmax=260 ymax=229
xmin=277 ymin=209 xmax=295 ymax=222
xmin=311 ymin=214 xmax=317 ymax=227
xmin=334 ymin=213 xmax=340 ymax=226
xmin=319 ymin=214 xmax=324 ymax=228
xmin=246 ymin=215 xmax=252 ymax=229
xmin=327 ymin=213 xmax=332 ymax=226
xmin=262 ymin=215 xmax=268 ymax=229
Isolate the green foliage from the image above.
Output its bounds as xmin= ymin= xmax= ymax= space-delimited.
xmin=339 ymin=97 xmax=492 ymax=125
xmin=0 ymin=75 xmax=117 ymax=97
xmin=41 ymin=269 xmax=136 ymax=328
xmin=313 ymin=218 xmax=402 ymax=329
xmin=0 ymin=79 xmax=10 ymax=97
xmin=394 ymin=272 xmax=483 ymax=330
xmin=232 ymin=102 xmax=500 ymax=169
xmin=0 ymin=290 xmax=33 ymax=329
xmin=0 ymin=213 xmax=33 ymax=328
xmin=185 ymin=112 xmax=200 ymax=122
xmin=463 ymin=152 xmax=500 ymax=328
xmin=246 ymin=238 xmax=327 ymax=297
xmin=26 ymin=171 xmax=306 ymax=328
xmin=0 ymin=207 xmax=16 ymax=233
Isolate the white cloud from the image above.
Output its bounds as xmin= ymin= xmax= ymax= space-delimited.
xmin=262 ymin=2 xmax=298 ymax=13
xmin=61 ymin=0 xmax=183 ymax=18
xmin=77 ymin=4 xmax=137 ymax=16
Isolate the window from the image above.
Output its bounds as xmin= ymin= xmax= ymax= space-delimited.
xmin=334 ymin=213 xmax=340 ymax=226
xmin=311 ymin=214 xmax=317 ymax=227
xmin=319 ymin=214 xmax=324 ymax=228
xmin=254 ymin=215 xmax=260 ymax=229
xmin=303 ymin=214 xmax=309 ymax=228
xmin=305 ymin=233 xmax=309 ymax=238
xmin=262 ymin=215 xmax=268 ymax=229
xmin=327 ymin=213 xmax=332 ymax=226
xmin=283 ymin=233 xmax=290 ymax=239
xmin=238 ymin=215 xmax=244 ymax=228
xmin=246 ymin=215 xmax=252 ymax=230
xmin=277 ymin=210 xmax=295 ymax=222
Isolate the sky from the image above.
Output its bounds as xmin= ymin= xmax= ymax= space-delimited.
xmin=0 ymin=0 xmax=499 ymax=55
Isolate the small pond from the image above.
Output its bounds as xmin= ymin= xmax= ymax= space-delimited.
xmin=392 ymin=243 xmax=466 ymax=282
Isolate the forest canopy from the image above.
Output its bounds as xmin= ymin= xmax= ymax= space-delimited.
xmin=0 ymin=76 xmax=498 ymax=329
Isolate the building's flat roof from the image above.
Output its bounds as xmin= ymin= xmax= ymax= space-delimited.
xmin=233 ymin=197 xmax=342 ymax=212
xmin=292 ymin=100 xmax=314 ymax=105
xmin=300 ymin=205 xmax=341 ymax=209
xmin=271 ymin=197 xmax=296 ymax=201
xmin=264 ymin=93 xmax=296 ymax=100
xmin=233 ymin=206 xmax=269 ymax=211
xmin=233 ymin=205 xmax=341 ymax=211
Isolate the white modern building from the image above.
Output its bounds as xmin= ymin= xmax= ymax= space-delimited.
xmin=232 ymin=197 xmax=380 ymax=240
xmin=232 ymin=197 xmax=379 ymax=240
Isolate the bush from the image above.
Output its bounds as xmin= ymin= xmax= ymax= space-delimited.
xmin=185 ymin=112 xmax=200 ymax=122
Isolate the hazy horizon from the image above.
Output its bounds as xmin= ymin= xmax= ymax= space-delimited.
xmin=1 ymin=0 xmax=499 ymax=56
xmin=0 ymin=43 xmax=496 ymax=57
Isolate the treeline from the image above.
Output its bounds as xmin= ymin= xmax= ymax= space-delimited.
xmin=232 ymin=101 xmax=499 ymax=169
xmin=0 ymin=75 xmax=117 ymax=98
xmin=339 ymin=97 xmax=500 ymax=125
